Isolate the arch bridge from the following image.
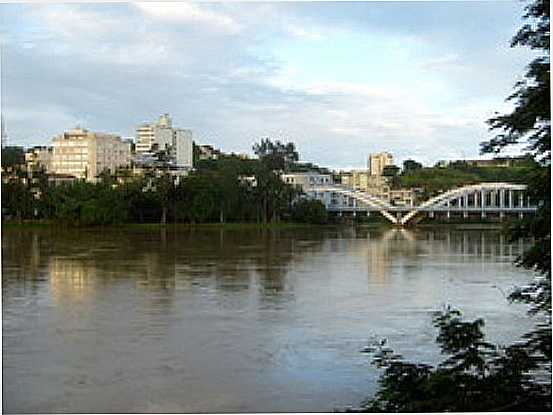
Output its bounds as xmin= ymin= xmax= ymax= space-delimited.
xmin=307 ymin=182 xmax=537 ymax=226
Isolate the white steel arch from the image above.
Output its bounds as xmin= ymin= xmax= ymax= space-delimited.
xmin=399 ymin=182 xmax=529 ymax=225
xmin=309 ymin=182 xmax=533 ymax=226
xmin=308 ymin=185 xmax=398 ymax=223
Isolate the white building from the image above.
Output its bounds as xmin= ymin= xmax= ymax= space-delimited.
xmin=135 ymin=114 xmax=193 ymax=169
xmin=281 ymin=172 xmax=334 ymax=192
xmin=368 ymin=152 xmax=394 ymax=176
xmin=50 ymin=128 xmax=131 ymax=181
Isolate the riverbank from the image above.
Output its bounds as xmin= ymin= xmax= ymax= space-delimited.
xmin=412 ymin=223 xmax=507 ymax=230
xmin=1 ymin=221 xmax=350 ymax=231
xmin=2 ymin=220 xmax=505 ymax=231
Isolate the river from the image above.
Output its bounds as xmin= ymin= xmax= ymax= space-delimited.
xmin=2 ymin=226 xmax=535 ymax=413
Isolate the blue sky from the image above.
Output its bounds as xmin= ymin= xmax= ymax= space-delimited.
xmin=0 ymin=1 xmax=535 ymax=169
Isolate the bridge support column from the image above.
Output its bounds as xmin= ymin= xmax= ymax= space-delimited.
xmin=353 ymin=198 xmax=356 ymax=218
xmin=508 ymin=190 xmax=513 ymax=208
xmin=447 ymin=211 xmax=450 ymax=220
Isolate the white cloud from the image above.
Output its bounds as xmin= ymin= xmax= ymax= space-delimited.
xmin=283 ymin=23 xmax=324 ymax=41
xmin=135 ymin=2 xmax=241 ymax=34
xmin=418 ymin=53 xmax=463 ymax=71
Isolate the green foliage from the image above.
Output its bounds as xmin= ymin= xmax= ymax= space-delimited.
xmin=481 ymin=0 xmax=551 ymax=394
xmin=402 ymin=159 xmax=422 ymax=172
xmin=1 ymin=146 xmax=25 ymax=169
xmin=2 ymin=177 xmax=35 ymax=222
xmin=290 ymin=198 xmax=328 ymax=224
xmin=360 ymin=308 xmax=550 ymax=412
xmin=482 ymin=0 xmax=550 ymax=161
xmin=398 ymin=165 xmax=535 ymax=199
xmin=381 ymin=165 xmax=400 ymax=177
xmin=253 ymin=138 xmax=299 ymax=171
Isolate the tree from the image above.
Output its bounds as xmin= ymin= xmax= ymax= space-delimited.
xmin=253 ymin=138 xmax=299 ymax=171
xmin=402 ymin=159 xmax=423 ymax=173
xmin=153 ymin=173 xmax=176 ymax=224
xmin=360 ymin=0 xmax=551 ymax=411
xmin=381 ymin=165 xmax=400 ymax=177
xmin=290 ymin=198 xmax=327 ymax=224
xmin=360 ymin=307 xmax=549 ymax=412
xmin=481 ymin=0 xmax=551 ymax=396
xmin=1 ymin=146 xmax=25 ymax=169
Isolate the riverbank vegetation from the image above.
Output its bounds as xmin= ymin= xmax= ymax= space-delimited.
xmin=359 ymin=0 xmax=550 ymax=411
xmin=394 ymin=156 xmax=537 ymax=198
xmin=2 ymin=140 xmax=328 ymax=226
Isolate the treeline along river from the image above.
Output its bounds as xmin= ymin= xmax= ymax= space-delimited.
xmin=2 ymin=226 xmax=535 ymax=412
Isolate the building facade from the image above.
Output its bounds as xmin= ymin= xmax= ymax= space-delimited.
xmin=136 ymin=113 xmax=173 ymax=154
xmin=25 ymin=146 xmax=53 ymax=174
xmin=50 ymin=128 xmax=131 ymax=181
xmin=367 ymin=152 xmax=394 ymax=176
xmin=135 ymin=114 xmax=193 ymax=169
xmin=281 ymin=172 xmax=334 ymax=191
xmin=340 ymin=169 xmax=389 ymax=191
xmin=175 ymin=129 xmax=193 ymax=168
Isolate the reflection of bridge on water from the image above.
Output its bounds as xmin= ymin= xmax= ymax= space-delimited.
xmin=307 ymin=182 xmax=538 ymax=225
xmin=328 ymin=228 xmax=532 ymax=282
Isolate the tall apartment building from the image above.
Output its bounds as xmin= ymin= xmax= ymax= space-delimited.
xmin=51 ymin=128 xmax=131 ymax=181
xmin=174 ymin=129 xmax=193 ymax=168
xmin=135 ymin=114 xmax=193 ymax=168
xmin=367 ymin=152 xmax=393 ymax=176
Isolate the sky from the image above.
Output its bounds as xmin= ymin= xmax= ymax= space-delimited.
xmin=0 ymin=1 xmax=536 ymax=169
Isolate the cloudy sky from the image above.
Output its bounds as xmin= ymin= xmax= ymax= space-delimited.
xmin=0 ymin=1 xmax=534 ymax=169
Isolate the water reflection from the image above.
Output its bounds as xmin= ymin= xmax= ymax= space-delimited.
xmin=2 ymin=226 xmax=534 ymax=413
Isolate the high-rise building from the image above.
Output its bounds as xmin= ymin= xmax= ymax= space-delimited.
xmin=135 ymin=114 xmax=193 ymax=169
xmin=50 ymin=127 xmax=131 ymax=181
xmin=135 ymin=113 xmax=174 ymax=153
xmin=174 ymin=129 xmax=193 ymax=168
xmin=367 ymin=152 xmax=394 ymax=176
